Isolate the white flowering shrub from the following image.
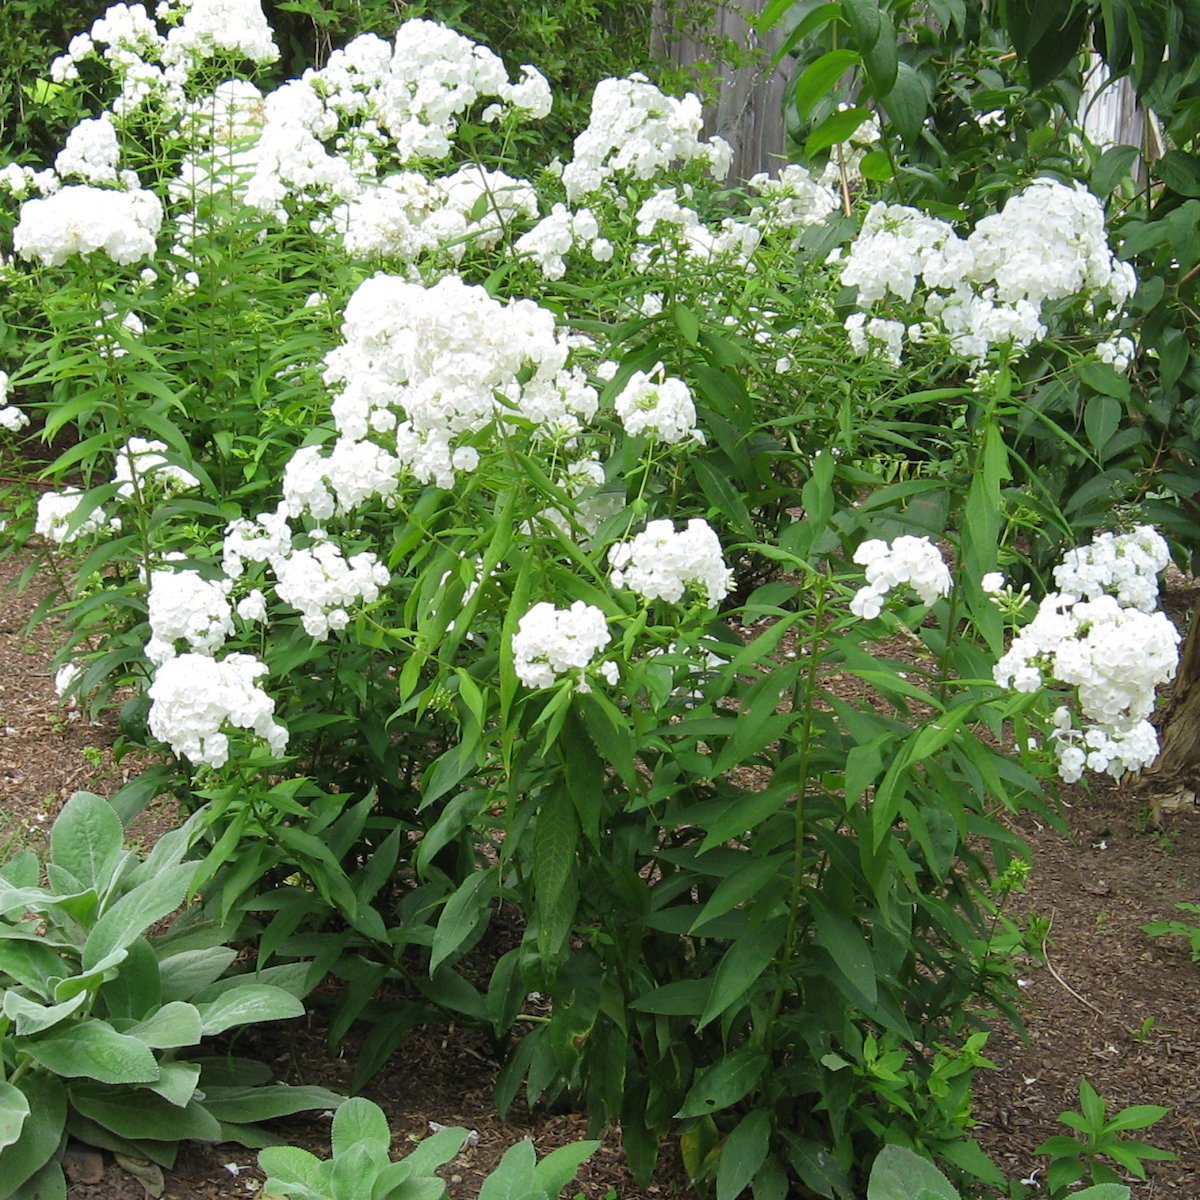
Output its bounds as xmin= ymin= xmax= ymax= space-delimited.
xmin=0 ymin=2 xmax=1182 ymax=1195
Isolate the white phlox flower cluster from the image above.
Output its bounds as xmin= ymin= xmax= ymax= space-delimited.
xmin=514 ymin=204 xmax=603 ymax=279
xmin=839 ymin=180 xmax=1135 ymax=365
xmin=161 ymin=0 xmax=279 ymax=68
xmin=562 ymin=74 xmax=731 ymax=201
xmin=613 ymin=365 xmax=703 ymax=444
xmin=512 ymin=600 xmax=615 ymax=692
xmin=14 ymin=185 xmax=163 ymax=267
xmin=0 ymin=372 xmax=28 ymax=433
xmin=1053 ymin=525 xmax=1170 ymax=612
xmin=148 ymin=651 xmax=287 ymax=768
xmin=145 ymin=569 xmax=234 ymax=665
xmin=272 ymin=541 xmax=390 ymax=638
xmin=222 ymin=509 xmax=293 ymax=578
xmin=844 ymin=313 xmax=905 ymax=366
xmin=316 ymin=274 xmax=591 ymax=497
xmin=747 ymin=164 xmax=839 ymax=245
xmin=281 ymin=440 xmax=402 ymax=522
xmin=55 ymin=114 xmax=123 ymax=184
xmin=850 ymin=536 xmax=952 ymax=619
xmin=1096 ymin=335 xmax=1136 ymax=373
xmin=35 ymin=489 xmax=110 ymax=544
xmin=630 ymin=186 xmax=760 ymax=271
xmin=609 ymin=518 xmax=732 ymax=605
xmin=378 ymin=20 xmax=509 ymax=160
xmin=993 ymin=529 xmax=1179 ymax=781
xmin=113 ymin=437 xmax=200 ymax=497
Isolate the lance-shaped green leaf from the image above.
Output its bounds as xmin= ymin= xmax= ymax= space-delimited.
xmin=126 ymin=1001 xmax=203 ymax=1049
xmin=69 ymin=1087 xmax=221 ymax=1144
xmin=0 ymin=1082 xmax=30 ymax=1153
xmin=146 ymin=1060 xmax=202 ymax=1108
xmin=0 ymin=939 xmax=67 ymax=994
xmin=195 ymin=984 xmax=304 ymax=1036
xmin=82 ymin=864 xmax=193 ymax=971
xmin=202 ymin=1084 xmax=347 ymax=1124
xmin=157 ymin=947 xmax=238 ymax=1004
xmin=2 ymin=989 xmax=87 ymax=1036
xmin=22 ymin=1018 xmax=160 ymax=1084
xmin=0 ymin=1074 xmax=67 ymax=1195
xmin=52 ymin=945 xmax=128 ymax=1003
xmin=50 ymin=791 xmax=126 ymax=895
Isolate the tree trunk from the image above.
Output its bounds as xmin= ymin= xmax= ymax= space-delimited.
xmin=1137 ymin=596 xmax=1200 ymax=814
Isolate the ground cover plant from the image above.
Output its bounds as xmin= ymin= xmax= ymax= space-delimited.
xmin=0 ymin=1 xmax=1189 ymax=1197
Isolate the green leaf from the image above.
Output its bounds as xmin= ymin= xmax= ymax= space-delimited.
xmin=23 ymin=1019 xmax=159 ymax=1084
xmin=1070 ymin=1186 xmax=1133 ymax=1200
xmin=677 ymin=1046 xmax=768 ymax=1118
xmin=126 ymin=1001 xmax=203 ymax=1049
xmin=8 ymin=1159 xmax=66 ymax=1200
xmin=195 ymin=984 xmax=304 ymax=1036
xmin=1084 ymin=393 xmax=1122 ymax=455
xmin=429 ymin=868 xmax=497 ymax=976
xmin=698 ymin=917 xmax=786 ymax=1029
xmin=478 ymin=1138 xmax=537 ymax=1200
xmin=841 ymin=0 xmax=880 ymax=46
xmin=793 ymin=50 xmax=860 ymax=119
xmin=82 ymin=863 xmax=193 ymax=970
xmin=1157 ymin=150 xmax=1200 ymax=197
xmin=1091 ymin=144 xmax=1139 ymax=197
xmin=716 ymin=1109 xmax=770 ymax=1200
xmin=69 ymin=1088 xmax=221 ymax=1143
xmin=157 ymin=947 xmax=237 ymax=1004
xmin=1104 ymin=1103 xmax=1169 ymax=1132
xmin=861 ymin=11 xmax=898 ymax=94
xmin=201 ymin=1084 xmax=346 ymax=1124
xmin=810 ymin=894 xmax=877 ymax=1004
xmin=805 ymin=106 xmax=873 ymax=158
xmin=147 ymin=1060 xmax=202 ymax=1108
xmin=50 ymin=792 xmax=125 ymax=895
xmin=867 ymin=1144 xmax=957 ymax=1200
xmin=2 ymin=990 xmax=87 ymax=1036
xmin=259 ymin=1144 xmax=325 ymax=1197
xmin=879 ymin=62 xmax=927 ymax=143
xmin=0 ymin=1075 xmax=67 ymax=1195
xmin=331 ymin=1097 xmax=391 ymax=1156
xmin=0 ymin=1083 xmax=30 ymax=1153
xmin=529 ymin=1139 xmax=600 ymax=1197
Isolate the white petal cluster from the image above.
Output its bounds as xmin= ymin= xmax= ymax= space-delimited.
xmin=850 ymin=536 xmax=952 ymax=618
xmin=0 ymin=372 xmax=28 ymax=434
xmin=162 ymin=0 xmax=279 ymax=67
xmin=514 ymin=204 xmax=601 ymax=279
xmin=35 ymin=489 xmax=109 ymax=543
xmin=839 ymin=180 xmax=1134 ymax=365
xmin=512 ymin=600 xmax=612 ymax=691
xmin=148 ymin=651 xmax=287 ymax=767
xmin=272 ymin=541 xmax=390 ymax=638
xmin=55 ymin=114 xmax=122 ymax=184
xmin=994 ymin=529 xmax=1179 ymax=782
xmin=609 ymin=518 xmax=732 ymax=605
xmin=14 ymin=185 xmax=163 ymax=267
xmin=378 ymin=19 xmax=509 ymax=160
xmin=317 ymin=274 xmax=589 ymax=496
xmin=1052 ymin=525 xmax=1169 ymax=612
xmin=1096 ymin=335 xmax=1135 ymax=372
xmin=613 ymin=366 xmax=702 ymax=444
xmin=145 ymin=568 xmax=234 ymax=665
xmin=112 ymin=437 xmax=199 ymax=497
xmin=222 ymin=509 xmax=293 ymax=578
xmin=747 ymin=164 xmax=839 ymax=243
xmin=562 ymin=74 xmax=731 ymax=201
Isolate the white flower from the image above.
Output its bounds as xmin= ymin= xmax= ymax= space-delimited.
xmin=14 ymin=185 xmax=163 ymax=267
xmin=512 ymin=600 xmax=611 ymax=691
xmin=272 ymin=541 xmax=389 ymax=639
xmin=981 ymin=572 xmax=1006 ymax=595
xmin=609 ymin=518 xmax=732 ymax=605
xmin=113 ymin=437 xmax=199 ymax=497
xmin=148 ymin=652 xmax=288 ymax=768
xmin=0 ymin=406 xmax=28 ymax=433
xmin=35 ymin=489 xmax=108 ymax=544
xmin=145 ymin=569 xmax=234 ymax=665
xmin=613 ymin=366 xmax=702 ymax=444
xmin=851 ymin=536 xmax=952 ymax=613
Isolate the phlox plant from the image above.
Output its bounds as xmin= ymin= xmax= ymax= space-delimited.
xmin=0 ymin=1 xmax=1180 ymax=1197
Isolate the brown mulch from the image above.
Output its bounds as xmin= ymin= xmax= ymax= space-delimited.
xmin=4 ymin=532 xmax=1200 ymax=1198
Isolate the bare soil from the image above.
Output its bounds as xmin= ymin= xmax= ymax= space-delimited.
xmin=4 ymin=542 xmax=1199 ymax=1200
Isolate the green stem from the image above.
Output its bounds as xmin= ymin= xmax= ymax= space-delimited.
xmin=766 ymin=570 xmax=828 ymax=1031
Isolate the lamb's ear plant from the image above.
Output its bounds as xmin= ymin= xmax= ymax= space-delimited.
xmin=867 ymin=1143 xmax=1131 ymax=1200
xmin=258 ymin=1096 xmax=599 ymax=1200
xmin=0 ymin=790 xmax=346 ymax=1200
